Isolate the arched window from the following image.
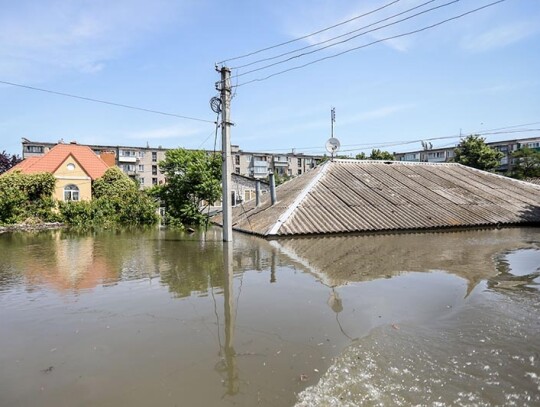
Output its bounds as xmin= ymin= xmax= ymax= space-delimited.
xmin=64 ymin=184 xmax=80 ymax=201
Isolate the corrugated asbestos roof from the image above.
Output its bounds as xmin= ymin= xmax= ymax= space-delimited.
xmin=218 ymin=159 xmax=540 ymax=237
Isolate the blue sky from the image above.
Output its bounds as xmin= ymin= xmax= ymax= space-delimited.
xmin=1 ymin=0 xmax=539 ymax=157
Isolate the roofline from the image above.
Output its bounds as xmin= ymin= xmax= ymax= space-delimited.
xmin=267 ymin=161 xmax=331 ymax=235
xmin=333 ymin=158 xmax=461 ymax=166
xmin=263 ymin=223 xmax=540 ymax=239
xmin=234 ymin=150 xmax=324 ymax=158
xmin=51 ymin=152 xmax=93 ymax=178
xmin=231 ymin=172 xmax=269 ymax=185
xmin=22 ymin=139 xmax=325 ymax=157
xmin=394 ymin=135 xmax=540 ymax=155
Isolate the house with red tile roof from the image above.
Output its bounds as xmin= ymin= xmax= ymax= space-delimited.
xmin=6 ymin=142 xmax=112 ymax=201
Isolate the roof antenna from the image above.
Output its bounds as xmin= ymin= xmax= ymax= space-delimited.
xmin=325 ymin=107 xmax=340 ymax=161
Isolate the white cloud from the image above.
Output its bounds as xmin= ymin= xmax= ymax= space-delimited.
xmin=275 ymin=0 xmax=427 ymax=55
xmin=462 ymin=21 xmax=537 ymax=53
xmin=0 ymin=0 xmax=186 ymax=81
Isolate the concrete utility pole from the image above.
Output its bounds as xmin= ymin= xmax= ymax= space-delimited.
xmin=220 ymin=66 xmax=233 ymax=242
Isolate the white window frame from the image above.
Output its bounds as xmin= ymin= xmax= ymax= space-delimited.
xmin=64 ymin=184 xmax=80 ymax=201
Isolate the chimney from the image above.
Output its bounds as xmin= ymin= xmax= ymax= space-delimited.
xmin=99 ymin=151 xmax=116 ymax=167
xmin=269 ymin=172 xmax=277 ymax=205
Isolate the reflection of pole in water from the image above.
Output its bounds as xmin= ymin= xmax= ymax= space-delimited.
xmin=221 ymin=242 xmax=239 ymax=395
xmin=270 ymin=248 xmax=277 ymax=283
xmin=328 ymin=287 xmax=355 ymax=341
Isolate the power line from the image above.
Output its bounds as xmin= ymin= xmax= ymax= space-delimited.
xmin=335 ymin=129 xmax=540 ymax=154
xmin=232 ymin=0 xmax=441 ymax=71
xmin=217 ymin=0 xmax=402 ymax=64
xmin=0 ymin=80 xmax=215 ymax=124
xmin=255 ymin=122 xmax=540 ymax=153
xmin=235 ymin=0 xmax=506 ymax=87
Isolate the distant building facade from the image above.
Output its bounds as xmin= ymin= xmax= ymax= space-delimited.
xmin=21 ymin=138 xmax=323 ymax=187
xmin=394 ymin=136 xmax=540 ymax=172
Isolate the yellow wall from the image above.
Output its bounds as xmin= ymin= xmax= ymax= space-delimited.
xmin=53 ymin=155 xmax=92 ymax=201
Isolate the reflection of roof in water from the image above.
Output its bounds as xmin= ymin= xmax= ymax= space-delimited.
xmin=271 ymin=228 xmax=540 ymax=294
xmin=215 ymin=160 xmax=540 ymax=237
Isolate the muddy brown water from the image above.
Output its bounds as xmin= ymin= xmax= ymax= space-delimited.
xmin=0 ymin=227 xmax=539 ymax=406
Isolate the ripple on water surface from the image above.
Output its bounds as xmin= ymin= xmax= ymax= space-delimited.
xmin=296 ymin=248 xmax=540 ymax=407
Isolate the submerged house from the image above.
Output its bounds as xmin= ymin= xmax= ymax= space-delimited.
xmin=7 ymin=142 xmax=111 ymax=201
xmin=216 ymin=159 xmax=540 ymax=237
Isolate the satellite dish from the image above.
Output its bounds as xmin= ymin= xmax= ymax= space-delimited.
xmin=210 ymin=96 xmax=222 ymax=114
xmin=325 ymin=137 xmax=341 ymax=154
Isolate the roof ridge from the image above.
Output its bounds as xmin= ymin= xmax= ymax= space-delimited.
xmin=267 ymin=161 xmax=331 ymax=235
xmin=333 ymin=158 xmax=460 ymax=166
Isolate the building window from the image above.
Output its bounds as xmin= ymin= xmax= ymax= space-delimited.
xmin=64 ymin=184 xmax=80 ymax=201
xmin=152 ymin=152 xmax=157 ymax=162
xmin=152 ymin=177 xmax=158 ymax=185
xmin=139 ymin=177 xmax=145 ymax=185
xmin=120 ymin=149 xmax=136 ymax=157
xmin=297 ymin=169 xmax=302 ymax=175
xmin=66 ymin=163 xmax=76 ymax=171
xmin=138 ymin=165 xmax=144 ymax=172
xmin=25 ymin=145 xmax=44 ymax=153
xmin=427 ymin=152 xmax=445 ymax=159
xmin=139 ymin=151 xmax=145 ymax=158
xmin=235 ymin=167 xmax=240 ymax=174
xmin=235 ymin=155 xmax=240 ymax=165
xmin=152 ymin=165 xmax=158 ymax=175
xmin=297 ymin=158 xmax=302 ymax=167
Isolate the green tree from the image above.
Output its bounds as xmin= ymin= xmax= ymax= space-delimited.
xmin=368 ymin=149 xmax=394 ymax=160
xmin=58 ymin=167 xmax=159 ymax=228
xmin=0 ymin=171 xmax=57 ymax=224
xmin=156 ymin=149 xmax=221 ymax=226
xmin=92 ymin=166 xmax=138 ymax=199
xmin=355 ymin=152 xmax=367 ymax=160
xmin=0 ymin=151 xmax=22 ymax=175
xmin=510 ymin=147 xmax=540 ymax=179
xmin=453 ymin=135 xmax=504 ymax=171
xmin=274 ymin=173 xmax=292 ymax=186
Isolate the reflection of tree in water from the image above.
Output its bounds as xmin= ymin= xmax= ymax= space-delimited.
xmin=159 ymin=238 xmax=225 ymax=298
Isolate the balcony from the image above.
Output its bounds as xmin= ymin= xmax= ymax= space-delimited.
xmin=119 ymin=156 xmax=138 ymax=163
xmin=251 ymin=160 xmax=268 ymax=178
xmin=273 ymin=157 xmax=288 ymax=166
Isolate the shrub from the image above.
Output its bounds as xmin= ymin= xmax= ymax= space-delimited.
xmin=58 ymin=167 xmax=159 ymax=228
xmin=0 ymin=172 xmax=56 ymax=225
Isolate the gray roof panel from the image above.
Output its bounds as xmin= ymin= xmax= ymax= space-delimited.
xmin=218 ymin=160 xmax=540 ymax=237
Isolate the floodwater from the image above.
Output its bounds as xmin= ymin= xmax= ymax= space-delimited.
xmin=0 ymin=227 xmax=539 ymax=407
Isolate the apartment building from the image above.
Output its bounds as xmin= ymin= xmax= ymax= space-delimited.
xmin=22 ymin=138 xmax=169 ymax=187
xmin=230 ymin=146 xmax=320 ymax=179
xmin=394 ymin=136 xmax=540 ymax=172
xmin=21 ymin=139 xmax=322 ymax=187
